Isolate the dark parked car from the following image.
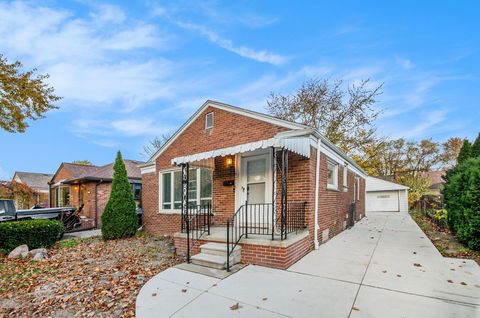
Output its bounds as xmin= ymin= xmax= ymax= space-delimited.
xmin=0 ymin=199 xmax=79 ymax=231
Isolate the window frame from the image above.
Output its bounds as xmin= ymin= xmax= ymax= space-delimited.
xmin=326 ymin=160 xmax=339 ymax=190
xmin=343 ymin=164 xmax=348 ymax=192
xmin=205 ymin=112 xmax=214 ymax=130
xmin=159 ymin=168 xmax=212 ymax=213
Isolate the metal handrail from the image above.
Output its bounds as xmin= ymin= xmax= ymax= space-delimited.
xmin=185 ymin=203 xmax=211 ymax=263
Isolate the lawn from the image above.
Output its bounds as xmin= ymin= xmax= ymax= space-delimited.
xmin=410 ymin=210 xmax=480 ymax=265
xmin=0 ymin=233 xmax=175 ymax=317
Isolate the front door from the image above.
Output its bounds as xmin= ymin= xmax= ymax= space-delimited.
xmin=238 ymin=153 xmax=273 ymax=229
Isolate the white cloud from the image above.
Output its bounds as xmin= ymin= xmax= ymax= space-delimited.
xmin=0 ymin=1 xmax=171 ymax=111
xmin=389 ymin=109 xmax=449 ymax=139
xmin=176 ymin=21 xmax=287 ymax=65
xmin=110 ymin=119 xmax=171 ymax=136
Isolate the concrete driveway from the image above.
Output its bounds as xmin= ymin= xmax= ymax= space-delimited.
xmin=136 ymin=212 xmax=479 ymax=317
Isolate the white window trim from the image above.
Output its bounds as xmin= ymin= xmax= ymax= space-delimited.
xmin=356 ymin=177 xmax=360 ymax=201
xmin=343 ymin=164 xmax=348 ymax=192
xmin=158 ymin=168 xmax=212 ymax=214
xmin=326 ymin=160 xmax=339 ymax=190
xmin=205 ymin=112 xmax=214 ymax=129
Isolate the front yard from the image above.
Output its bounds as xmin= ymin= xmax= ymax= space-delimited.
xmin=0 ymin=233 xmax=175 ymax=317
xmin=410 ymin=210 xmax=480 ymax=265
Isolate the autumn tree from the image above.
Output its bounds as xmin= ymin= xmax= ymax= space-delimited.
xmin=266 ymin=78 xmax=383 ymax=154
xmin=0 ymin=55 xmax=61 ymax=133
xmin=101 ymin=151 xmax=138 ymax=240
xmin=440 ymin=137 xmax=464 ymax=169
xmin=142 ymin=134 xmax=171 ymax=158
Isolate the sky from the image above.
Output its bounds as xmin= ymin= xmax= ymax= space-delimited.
xmin=0 ymin=0 xmax=479 ymax=178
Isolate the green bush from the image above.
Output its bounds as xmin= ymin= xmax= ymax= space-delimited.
xmin=443 ymin=157 xmax=480 ymax=250
xmin=0 ymin=219 xmax=64 ymax=252
xmin=101 ymin=151 xmax=138 ymax=240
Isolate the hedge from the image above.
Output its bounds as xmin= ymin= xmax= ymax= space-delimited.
xmin=0 ymin=219 xmax=65 ymax=252
xmin=443 ymin=157 xmax=480 ymax=250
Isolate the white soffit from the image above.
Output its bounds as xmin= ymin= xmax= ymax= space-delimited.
xmin=171 ymin=137 xmax=311 ymax=166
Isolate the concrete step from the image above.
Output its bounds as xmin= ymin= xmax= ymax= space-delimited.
xmin=200 ymin=242 xmax=241 ymax=258
xmin=191 ymin=253 xmax=227 ymax=270
xmin=191 ymin=252 xmax=241 ymax=270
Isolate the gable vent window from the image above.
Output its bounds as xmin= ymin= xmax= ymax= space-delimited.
xmin=205 ymin=112 xmax=214 ymax=129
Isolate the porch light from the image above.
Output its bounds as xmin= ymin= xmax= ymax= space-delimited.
xmin=73 ymin=185 xmax=79 ymax=191
xmin=226 ymin=157 xmax=234 ymax=168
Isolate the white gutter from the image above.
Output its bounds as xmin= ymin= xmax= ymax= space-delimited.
xmin=313 ymin=137 xmax=321 ymax=249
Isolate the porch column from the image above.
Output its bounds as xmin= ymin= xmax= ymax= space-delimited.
xmin=271 ymin=147 xmax=276 ymax=240
xmin=181 ymin=163 xmax=189 ymax=232
xmin=281 ymin=148 xmax=288 ymax=240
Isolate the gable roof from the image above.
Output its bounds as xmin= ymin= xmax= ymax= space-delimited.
xmin=366 ymin=177 xmax=409 ymax=192
xmin=142 ymin=100 xmax=365 ymax=175
xmin=62 ymin=160 xmax=143 ymax=184
xmin=13 ymin=172 xmax=53 ymax=191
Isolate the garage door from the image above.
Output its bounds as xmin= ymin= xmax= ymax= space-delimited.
xmin=366 ymin=191 xmax=399 ymax=212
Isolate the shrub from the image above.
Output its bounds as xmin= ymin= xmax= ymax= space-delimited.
xmin=0 ymin=219 xmax=64 ymax=252
xmin=101 ymin=151 xmax=138 ymax=240
xmin=443 ymin=157 xmax=480 ymax=250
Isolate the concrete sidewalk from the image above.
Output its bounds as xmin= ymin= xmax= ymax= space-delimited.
xmin=136 ymin=212 xmax=479 ymax=317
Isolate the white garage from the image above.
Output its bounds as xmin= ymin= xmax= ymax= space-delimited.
xmin=366 ymin=177 xmax=409 ymax=213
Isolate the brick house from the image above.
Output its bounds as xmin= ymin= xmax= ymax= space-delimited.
xmin=11 ymin=171 xmax=53 ymax=208
xmin=49 ymin=161 xmax=143 ymax=228
xmin=140 ymin=100 xmax=366 ymax=270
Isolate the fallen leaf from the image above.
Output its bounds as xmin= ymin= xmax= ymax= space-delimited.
xmin=152 ymin=293 xmax=157 ymax=296
xmin=352 ymin=307 xmax=360 ymax=311
xmin=181 ymin=289 xmax=187 ymax=293
xmin=397 ymin=274 xmax=402 ymax=277
xmin=447 ymin=279 xmax=454 ymax=283
xmin=230 ymin=303 xmax=240 ymax=310
xmin=262 ymin=297 xmax=268 ymax=301
xmin=460 ymin=282 xmax=467 ymax=286
xmin=413 ymin=252 xmax=417 ymax=254
xmin=382 ymin=270 xmax=387 ymax=273
xmin=413 ymin=263 xmax=422 ymax=267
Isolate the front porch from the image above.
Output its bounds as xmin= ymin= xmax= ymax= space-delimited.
xmin=172 ymin=137 xmax=314 ymax=270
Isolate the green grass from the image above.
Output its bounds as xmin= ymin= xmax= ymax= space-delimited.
xmin=57 ymin=239 xmax=79 ymax=249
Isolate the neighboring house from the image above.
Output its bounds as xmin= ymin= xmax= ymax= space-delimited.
xmin=49 ymin=161 xmax=143 ymax=228
xmin=140 ymin=100 xmax=366 ymax=270
xmin=421 ymin=171 xmax=446 ymax=196
xmin=12 ymin=171 xmax=53 ymax=208
xmin=366 ymin=177 xmax=409 ymax=213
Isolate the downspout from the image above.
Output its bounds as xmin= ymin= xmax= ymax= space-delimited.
xmin=313 ymin=137 xmax=321 ymax=249
xmin=95 ymin=179 xmax=104 ymax=229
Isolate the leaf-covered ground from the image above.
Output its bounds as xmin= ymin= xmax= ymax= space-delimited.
xmin=0 ymin=233 xmax=175 ymax=317
xmin=410 ymin=210 xmax=480 ymax=265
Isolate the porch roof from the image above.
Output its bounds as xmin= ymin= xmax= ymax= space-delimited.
xmin=171 ymin=136 xmax=311 ymax=167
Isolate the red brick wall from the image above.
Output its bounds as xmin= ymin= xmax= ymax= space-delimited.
xmin=317 ymin=153 xmax=365 ymax=243
xmin=155 ymin=106 xmax=289 ymax=171
xmin=143 ymin=106 xmax=290 ymax=237
xmin=174 ymin=234 xmax=312 ymax=270
xmin=212 ymin=156 xmax=236 ymax=226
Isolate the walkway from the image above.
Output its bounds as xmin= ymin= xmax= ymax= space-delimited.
xmin=136 ymin=212 xmax=479 ymax=317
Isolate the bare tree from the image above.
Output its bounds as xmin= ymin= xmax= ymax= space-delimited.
xmin=266 ymin=78 xmax=383 ymax=154
xmin=142 ymin=134 xmax=171 ymax=158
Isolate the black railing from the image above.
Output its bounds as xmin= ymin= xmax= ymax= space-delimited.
xmin=280 ymin=202 xmax=307 ymax=239
xmin=183 ymin=203 xmax=211 ymax=263
xmin=226 ymin=201 xmax=307 ymax=271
